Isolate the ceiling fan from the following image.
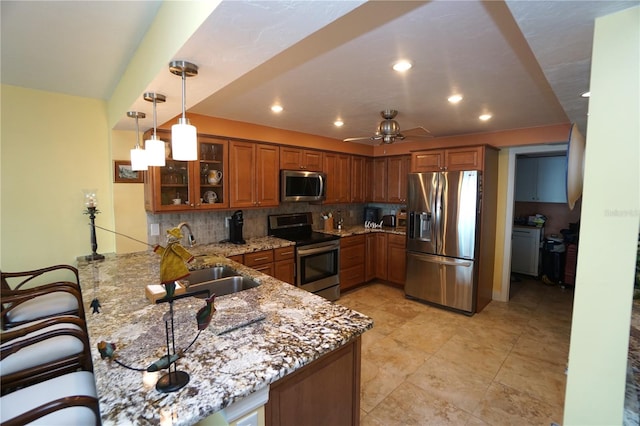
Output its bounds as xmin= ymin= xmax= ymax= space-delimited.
xmin=343 ymin=109 xmax=433 ymax=144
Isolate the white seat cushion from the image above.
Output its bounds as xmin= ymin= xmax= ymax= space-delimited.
xmin=0 ymin=321 xmax=85 ymax=376
xmin=1 ymin=371 xmax=98 ymax=425
xmin=5 ymin=291 xmax=78 ymax=323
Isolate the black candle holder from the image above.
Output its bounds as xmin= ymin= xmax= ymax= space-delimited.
xmin=84 ymin=206 xmax=105 ymax=261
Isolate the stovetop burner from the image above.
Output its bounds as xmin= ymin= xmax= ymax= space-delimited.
xmin=268 ymin=212 xmax=339 ymax=246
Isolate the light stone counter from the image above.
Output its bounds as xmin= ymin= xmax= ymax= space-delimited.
xmin=77 ymin=237 xmax=372 ymax=425
xmin=320 ymin=224 xmax=407 ymax=237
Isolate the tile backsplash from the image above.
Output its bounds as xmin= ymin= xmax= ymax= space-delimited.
xmin=146 ymin=202 xmax=404 ymax=247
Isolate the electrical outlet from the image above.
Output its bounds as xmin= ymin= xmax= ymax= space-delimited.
xmin=150 ymin=223 xmax=160 ymax=236
xmin=225 ymin=217 xmax=230 ymax=228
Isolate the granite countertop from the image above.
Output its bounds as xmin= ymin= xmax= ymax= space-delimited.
xmin=321 ymin=224 xmax=406 ymax=237
xmin=77 ymin=237 xmax=373 ymax=425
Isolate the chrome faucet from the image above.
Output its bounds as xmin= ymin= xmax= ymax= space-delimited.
xmin=177 ymin=222 xmax=196 ymax=247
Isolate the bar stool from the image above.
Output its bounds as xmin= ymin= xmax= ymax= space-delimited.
xmin=0 ymin=371 xmax=100 ymax=425
xmin=2 ymin=265 xmax=85 ymax=329
xmin=1 ymin=315 xmax=93 ymax=395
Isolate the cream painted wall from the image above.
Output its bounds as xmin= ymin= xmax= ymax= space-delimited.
xmin=564 ymin=6 xmax=640 ymax=424
xmin=111 ymin=130 xmax=148 ymax=254
xmin=1 ymin=85 xmax=115 ymax=270
xmin=492 ymin=149 xmax=510 ymax=301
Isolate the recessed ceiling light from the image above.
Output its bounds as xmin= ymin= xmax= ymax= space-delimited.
xmin=271 ymin=105 xmax=283 ymax=113
xmin=448 ymin=94 xmax=463 ymax=104
xmin=580 ymin=91 xmax=591 ymax=98
xmin=334 ymin=119 xmax=344 ymax=127
xmin=392 ymin=60 xmax=412 ymax=72
xmin=479 ymin=114 xmax=492 ymax=121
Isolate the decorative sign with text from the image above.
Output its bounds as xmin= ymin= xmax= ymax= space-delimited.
xmin=364 ymin=221 xmax=383 ymax=229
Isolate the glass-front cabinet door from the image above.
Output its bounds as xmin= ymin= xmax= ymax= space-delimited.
xmin=144 ymin=131 xmax=228 ymax=212
xmin=196 ymin=136 xmax=228 ymax=209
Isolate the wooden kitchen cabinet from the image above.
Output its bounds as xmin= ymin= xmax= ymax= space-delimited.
xmin=387 ymin=155 xmax=411 ymax=203
xmin=387 ymin=233 xmax=407 ymax=286
xmin=244 ymin=249 xmax=275 ymax=277
xmin=515 ymin=155 xmax=567 ymax=203
xmin=280 ymin=147 xmax=323 ymax=171
xmin=273 ymin=246 xmax=295 ymax=285
xmin=350 ymin=156 xmax=367 ymax=203
xmin=144 ymin=131 xmax=229 ymax=212
xmin=411 ymin=146 xmax=484 ymax=172
xmin=227 ymin=254 xmax=244 ymax=264
xmin=365 ymin=234 xmax=377 ymax=282
xmin=266 ymin=337 xmax=361 ymax=426
xmin=229 ymin=141 xmax=279 ymax=208
xmin=371 ymin=158 xmax=388 ymax=202
xmin=323 ymin=152 xmax=351 ymax=203
xmin=374 ymin=233 xmax=388 ymax=280
xmin=340 ymin=235 xmax=365 ymax=291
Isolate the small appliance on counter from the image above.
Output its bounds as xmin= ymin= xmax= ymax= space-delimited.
xmin=382 ymin=215 xmax=396 ymax=228
xmin=364 ymin=207 xmax=381 ymax=223
xmin=229 ymin=210 xmax=246 ymax=244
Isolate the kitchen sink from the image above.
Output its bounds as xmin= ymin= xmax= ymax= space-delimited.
xmin=186 ymin=275 xmax=261 ymax=298
xmin=184 ymin=265 xmax=238 ymax=284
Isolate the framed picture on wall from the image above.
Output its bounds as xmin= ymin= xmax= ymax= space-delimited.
xmin=114 ymin=160 xmax=143 ymax=183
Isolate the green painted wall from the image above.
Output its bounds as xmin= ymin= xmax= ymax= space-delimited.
xmin=1 ymin=85 xmax=115 ymax=270
xmin=564 ymin=6 xmax=640 ymax=424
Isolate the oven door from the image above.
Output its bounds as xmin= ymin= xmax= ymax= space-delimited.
xmin=296 ymin=241 xmax=340 ymax=293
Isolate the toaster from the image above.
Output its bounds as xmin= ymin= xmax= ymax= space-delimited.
xmin=382 ymin=215 xmax=396 ymax=227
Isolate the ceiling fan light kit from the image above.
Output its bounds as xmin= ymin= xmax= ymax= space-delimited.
xmin=344 ymin=109 xmax=431 ymax=145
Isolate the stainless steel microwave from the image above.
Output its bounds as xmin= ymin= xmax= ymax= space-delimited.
xmin=281 ymin=170 xmax=326 ymax=202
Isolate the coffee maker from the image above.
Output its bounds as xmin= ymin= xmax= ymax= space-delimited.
xmin=229 ymin=210 xmax=246 ymax=244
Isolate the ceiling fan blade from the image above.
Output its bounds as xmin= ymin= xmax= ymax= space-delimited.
xmin=402 ymin=126 xmax=434 ymax=138
xmin=343 ymin=136 xmax=373 ymax=142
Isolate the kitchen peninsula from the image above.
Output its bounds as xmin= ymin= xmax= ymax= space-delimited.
xmin=77 ymin=236 xmax=373 ymax=425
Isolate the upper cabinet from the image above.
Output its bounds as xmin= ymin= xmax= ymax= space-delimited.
xmin=411 ymin=146 xmax=484 ymax=172
xmin=350 ymin=156 xmax=367 ymax=203
xmin=144 ymin=131 xmax=229 ymax=212
xmin=280 ymin=147 xmax=323 ymax=171
xmin=229 ymin=141 xmax=280 ymax=208
xmin=515 ymin=155 xmax=567 ymax=203
xmin=371 ymin=158 xmax=387 ymax=202
xmin=323 ymin=152 xmax=351 ymax=204
xmin=387 ymin=156 xmax=411 ymax=203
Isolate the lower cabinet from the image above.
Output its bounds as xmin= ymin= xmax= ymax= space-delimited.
xmin=265 ymin=337 xmax=361 ymax=426
xmin=344 ymin=232 xmax=407 ymax=289
xmin=340 ymin=235 xmax=365 ymax=291
xmin=273 ymin=246 xmax=295 ymax=285
xmin=244 ymin=250 xmax=275 ymax=277
xmin=511 ymin=226 xmax=543 ymax=276
xmin=365 ymin=234 xmax=377 ymax=282
xmin=374 ymin=233 xmax=388 ymax=280
xmin=229 ymin=248 xmax=294 ymax=285
xmin=387 ymin=234 xmax=407 ymax=285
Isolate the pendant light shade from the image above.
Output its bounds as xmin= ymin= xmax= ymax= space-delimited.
xmin=169 ymin=60 xmax=198 ymax=161
xmin=143 ymin=92 xmax=167 ymax=167
xmin=127 ymin=111 xmax=147 ymax=171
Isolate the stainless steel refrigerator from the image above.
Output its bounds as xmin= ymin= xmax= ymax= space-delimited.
xmin=405 ymin=171 xmax=481 ymax=314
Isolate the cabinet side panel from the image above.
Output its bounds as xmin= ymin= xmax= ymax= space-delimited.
xmin=477 ymin=147 xmax=498 ymax=312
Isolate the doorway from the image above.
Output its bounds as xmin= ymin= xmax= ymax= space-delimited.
xmin=499 ymin=143 xmax=569 ymax=302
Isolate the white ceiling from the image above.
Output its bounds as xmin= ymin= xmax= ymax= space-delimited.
xmin=2 ymin=1 xmax=637 ymax=145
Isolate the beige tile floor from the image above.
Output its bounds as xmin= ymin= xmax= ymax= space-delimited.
xmin=337 ymin=276 xmax=574 ymax=425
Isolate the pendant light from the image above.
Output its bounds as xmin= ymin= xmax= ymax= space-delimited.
xmin=127 ymin=111 xmax=147 ymax=171
xmin=169 ymin=60 xmax=198 ymax=161
xmin=143 ymin=92 xmax=167 ymax=167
